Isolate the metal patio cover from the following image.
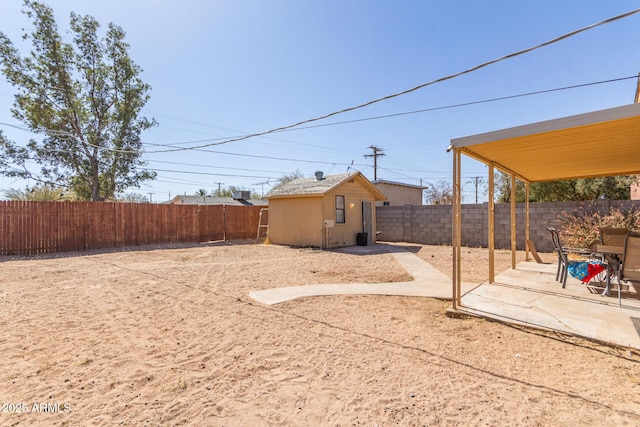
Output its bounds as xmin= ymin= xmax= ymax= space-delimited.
xmin=450 ymin=103 xmax=640 ymax=182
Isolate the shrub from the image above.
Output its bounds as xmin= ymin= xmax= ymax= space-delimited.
xmin=559 ymin=207 xmax=640 ymax=249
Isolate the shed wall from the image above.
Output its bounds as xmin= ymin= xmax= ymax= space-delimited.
xmin=268 ymin=197 xmax=324 ymax=246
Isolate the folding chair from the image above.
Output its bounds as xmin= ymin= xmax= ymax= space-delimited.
xmin=617 ymin=232 xmax=640 ymax=306
xmin=546 ymin=227 xmax=592 ymax=288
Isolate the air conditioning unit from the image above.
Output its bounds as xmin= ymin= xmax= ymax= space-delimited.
xmin=233 ymin=191 xmax=251 ymax=200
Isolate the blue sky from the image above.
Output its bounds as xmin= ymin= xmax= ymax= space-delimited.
xmin=0 ymin=1 xmax=639 ymax=202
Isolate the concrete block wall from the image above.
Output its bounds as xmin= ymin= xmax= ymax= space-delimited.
xmin=375 ymin=206 xmax=404 ymax=241
xmin=376 ymin=200 xmax=640 ymax=253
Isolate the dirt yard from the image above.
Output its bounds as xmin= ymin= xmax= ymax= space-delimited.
xmin=0 ymin=241 xmax=639 ymax=426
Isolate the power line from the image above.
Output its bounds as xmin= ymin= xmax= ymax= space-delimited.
xmin=146 ymin=159 xmax=293 ymax=175
xmin=2 ymin=70 xmax=637 ymax=191
xmin=141 ymin=75 xmax=637 ymax=145
xmin=0 ymin=128 xmax=365 ymax=169
xmin=141 ymin=168 xmax=274 ymax=180
xmin=145 ymin=146 xmax=357 ymax=168
xmin=153 ymin=177 xmax=215 ymax=186
xmin=132 ymin=74 xmax=639 ymax=153
xmin=139 ymin=9 xmax=640 ymax=153
xmin=1 ymin=75 xmax=635 ymax=160
xmin=142 ymin=108 xmax=365 ymax=158
xmin=136 ymin=76 xmax=636 ymax=147
xmin=137 ymin=75 xmax=636 ymax=158
xmin=376 ymin=166 xmax=418 ymax=181
xmin=281 ymin=76 xmax=637 ymax=131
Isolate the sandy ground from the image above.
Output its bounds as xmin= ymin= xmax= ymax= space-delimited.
xmin=0 ymin=241 xmax=639 ymax=426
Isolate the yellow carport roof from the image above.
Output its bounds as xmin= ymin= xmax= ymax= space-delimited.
xmin=450 ymin=103 xmax=640 ymax=182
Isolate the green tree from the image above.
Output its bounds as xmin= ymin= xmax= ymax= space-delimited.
xmin=494 ymin=172 xmax=527 ymax=203
xmin=575 ymin=176 xmax=635 ymax=200
xmin=0 ymin=1 xmax=156 ymax=201
xmin=211 ymin=187 xmax=231 ymax=197
xmin=494 ymin=172 xmax=637 ymax=202
xmin=530 ymin=180 xmax=581 ymax=202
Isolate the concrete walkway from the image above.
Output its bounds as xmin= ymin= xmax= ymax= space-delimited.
xmin=249 ymin=243 xmax=478 ymax=305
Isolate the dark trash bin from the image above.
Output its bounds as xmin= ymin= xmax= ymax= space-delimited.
xmin=356 ymin=232 xmax=368 ymax=246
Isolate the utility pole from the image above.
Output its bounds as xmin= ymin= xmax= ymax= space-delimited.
xmin=147 ymin=192 xmax=154 ymax=203
xmin=364 ymin=145 xmax=385 ymax=180
xmin=213 ymin=181 xmax=224 ymax=196
xmin=464 ymin=176 xmax=484 ymax=204
xmin=474 ymin=176 xmax=480 ymax=204
xmin=635 ymin=72 xmax=640 ymax=103
xmin=465 ymin=176 xmax=483 ymax=204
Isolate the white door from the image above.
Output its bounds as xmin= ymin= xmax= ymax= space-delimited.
xmin=362 ymin=201 xmax=373 ymax=244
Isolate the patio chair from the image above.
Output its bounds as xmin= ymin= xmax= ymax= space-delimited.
xmin=616 ymin=232 xmax=640 ymax=306
xmin=599 ymin=227 xmax=629 ymax=247
xmin=546 ymin=227 xmax=593 ymax=288
xmin=595 ymin=227 xmax=628 ymax=298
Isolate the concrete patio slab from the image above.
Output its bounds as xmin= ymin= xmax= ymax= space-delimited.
xmin=459 ymin=262 xmax=640 ymax=350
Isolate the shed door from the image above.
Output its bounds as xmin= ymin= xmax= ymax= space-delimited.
xmin=362 ymin=201 xmax=373 ymax=244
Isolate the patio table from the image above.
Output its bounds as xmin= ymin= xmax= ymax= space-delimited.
xmin=593 ymin=244 xmax=624 ymax=256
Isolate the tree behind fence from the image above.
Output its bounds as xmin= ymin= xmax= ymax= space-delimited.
xmin=0 ymin=201 xmax=264 ymax=256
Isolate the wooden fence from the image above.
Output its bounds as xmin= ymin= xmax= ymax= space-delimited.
xmin=0 ymin=201 xmax=266 ymax=256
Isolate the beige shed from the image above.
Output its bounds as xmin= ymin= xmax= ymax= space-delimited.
xmin=266 ymin=171 xmax=386 ymax=248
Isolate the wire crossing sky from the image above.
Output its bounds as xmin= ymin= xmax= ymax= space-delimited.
xmin=1 ymin=1 xmax=639 ymax=201
xmin=141 ymin=8 xmax=639 ymax=153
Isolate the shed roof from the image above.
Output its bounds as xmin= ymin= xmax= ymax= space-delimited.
xmin=266 ymin=171 xmax=386 ymax=200
xmin=450 ymin=103 xmax=640 ymax=182
xmin=373 ymin=180 xmax=426 ymax=189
